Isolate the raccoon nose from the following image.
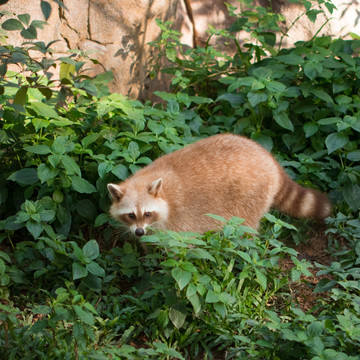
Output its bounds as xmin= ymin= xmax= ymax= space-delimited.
xmin=135 ymin=228 xmax=145 ymax=237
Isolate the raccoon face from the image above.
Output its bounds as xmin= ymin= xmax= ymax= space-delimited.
xmin=107 ymin=178 xmax=168 ymax=237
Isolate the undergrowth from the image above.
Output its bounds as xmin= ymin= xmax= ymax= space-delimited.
xmin=1 ymin=1 xmax=360 ymax=359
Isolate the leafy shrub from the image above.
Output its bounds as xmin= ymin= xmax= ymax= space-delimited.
xmin=1 ymin=2 xmax=360 ymax=359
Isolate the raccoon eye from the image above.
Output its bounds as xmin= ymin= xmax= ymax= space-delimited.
xmin=144 ymin=212 xmax=152 ymax=218
xmin=127 ymin=213 xmax=136 ymax=219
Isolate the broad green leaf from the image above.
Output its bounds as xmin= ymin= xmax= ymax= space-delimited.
xmin=24 ymin=144 xmax=51 ymax=155
xmin=86 ymin=262 xmax=105 ymax=277
xmin=325 ymin=133 xmax=348 ymax=154
xmin=111 ymin=164 xmax=128 ymax=180
xmin=73 ymin=305 xmax=94 ymax=325
xmin=18 ymin=14 xmax=31 ymax=27
xmin=265 ymin=81 xmax=287 ymax=93
xmin=8 ymin=168 xmax=38 ymax=185
xmin=72 ymin=262 xmax=88 ymax=280
xmin=347 ymin=151 xmax=360 ymax=161
xmin=237 ymin=251 xmax=252 ymax=263
xmin=83 ymin=240 xmax=99 ymax=260
xmin=94 ymin=213 xmax=108 ymax=227
xmin=26 ymin=220 xmax=42 ymax=239
xmin=31 ymin=102 xmax=60 ymax=119
xmin=48 ymin=154 xmax=62 ymax=168
xmin=255 ymin=268 xmax=267 ymax=291
xmin=169 ymin=302 xmax=187 ymax=329
xmin=21 ymin=25 xmax=37 ymax=40
xmin=342 ymin=183 xmax=360 ymax=211
xmin=71 ymin=176 xmax=96 ymax=194
xmin=41 ymin=0 xmax=52 ymax=20
xmin=81 ymin=133 xmax=100 ymax=148
xmin=171 ymin=268 xmax=191 ymax=291
xmin=248 ymin=91 xmax=268 ymax=107
xmin=128 ymin=141 xmax=140 ymax=160
xmin=2 ymin=19 xmax=24 ymax=30
xmin=311 ymin=89 xmax=334 ymax=104
xmin=186 ymin=248 xmax=216 ymax=262
xmin=61 ymin=155 xmax=81 ymax=176
xmin=76 ymin=199 xmax=97 ymax=221
xmin=147 ymin=120 xmax=165 ymax=135
xmin=188 ymin=294 xmax=201 ymax=315
xmin=205 ymin=290 xmax=220 ymax=303
xmin=276 ymin=54 xmax=304 ymax=65
xmin=32 ymin=118 xmax=50 ymax=131
xmin=60 ymin=62 xmax=75 ymax=81
xmin=229 ymin=17 xmax=247 ymax=32
xmin=303 ymin=122 xmax=318 ymax=138
xmin=13 ymin=86 xmax=28 ymax=105
xmin=274 ymin=112 xmax=294 ymax=131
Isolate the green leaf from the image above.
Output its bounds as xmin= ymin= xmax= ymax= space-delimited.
xmin=265 ymin=81 xmax=286 ymax=93
xmin=13 ymin=86 xmax=28 ymax=105
xmin=2 ymin=19 xmax=24 ymax=30
xmin=8 ymin=168 xmax=38 ymax=185
xmin=60 ymin=62 xmax=75 ymax=81
xmin=342 ymin=183 xmax=360 ymax=211
xmin=41 ymin=1 xmax=52 ymax=20
xmin=186 ymin=248 xmax=216 ymax=262
xmin=26 ymin=220 xmax=42 ymax=239
xmin=24 ymin=145 xmax=51 ymax=155
xmin=20 ymin=25 xmax=37 ymax=40
xmin=71 ymin=176 xmax=96 ymax=194
xmin=48 ymin=154 xmax=62 ymax=168
xmin=311 ymin=89 xmax=334 ymax=104
xmin=248 ymin=92 xmax=267 ymax=107
xmin=111 ymin=164 xmax=128 ymax=180
xmin=95 ymin=213 xmax=108 ymax=227
xmin=128 ymin=141 xmax=140 ymax=160
xmin=171 ymin=268 xmax=191 ymax=291
xmin=277 ymin=54 xmax=304 ymax=65
xmin=76 ymin=199 xmax=97 ymax=221
xmin=32 ymin=118 xmax=50 ymax=131
xmin=229 ymin=17 xmax=247 ymax=32
xmin=38 ymin=164 xmax=58 ymax=183
xmin=166 ymin=47 xmax=177 ymax=62
xmin=347 ymin=151 xmax=360 ymax=162
xmin=274 ymin=112 xmax=294 ymax=131
xmin=325 ymin=133 xmax=348 ymax=154
xmin=18 ymin=14 xmax=31 ymax=27
xmin=303 ymin=122 xmax=318 ymax=138
xmin=31 ymin=102 xmax=59 ymax=119
xmin=188 ymin=294 xmax=201 ymax=315
xmin=72 ymin=262 xmax=88 ymax=280
xmin=86 ymin=262 xmax=105 ymax=277
xmin=61 ymin=155 xmax=81 ymax=176
xmin=205 ymin=289 xmax=220 ymax=303
xmin=237 ymin=251 xmax=252 ymax=263
xmin=73 ymin=305 xmax=94 ymax=325
xmin=169 ymin=302 xmax=187 ymax=329
xmin=255 ymin=268 xmax=267 ymax=291
xmin=83 ymin=240 xmax=99 ymax=260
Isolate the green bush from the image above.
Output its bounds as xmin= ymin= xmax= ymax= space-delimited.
xmin=1 ymin=2 xmax=360 ymax=359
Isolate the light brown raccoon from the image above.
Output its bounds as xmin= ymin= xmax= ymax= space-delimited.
xmin=107 ymin=134 xmax=332 ymax=237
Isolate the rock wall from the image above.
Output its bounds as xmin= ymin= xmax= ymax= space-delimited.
xmin=1 ymin=0 xmax=359 ymax=100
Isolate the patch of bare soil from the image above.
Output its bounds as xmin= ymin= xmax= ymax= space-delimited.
xmin=280 ymin=226 xmax=339 ymax=312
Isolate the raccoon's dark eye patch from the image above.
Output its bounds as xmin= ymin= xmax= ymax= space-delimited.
xmin=144 ymin=212 xmax=152 ymax=218
xmin=127 ymin=213 xmax=136 ymax=219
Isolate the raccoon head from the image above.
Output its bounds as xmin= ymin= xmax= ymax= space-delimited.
xmin=107 ymin=178 xmax=168 ymax=237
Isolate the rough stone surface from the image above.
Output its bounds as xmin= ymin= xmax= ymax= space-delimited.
xmin=1 ymin=0 xmax=360 ymax=99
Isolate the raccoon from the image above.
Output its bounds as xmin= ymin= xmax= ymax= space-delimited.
xmin=107 ymin=134 xmax=332 ymax=237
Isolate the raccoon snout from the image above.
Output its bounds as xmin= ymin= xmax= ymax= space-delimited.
xmin=135 ymin=228 xmax=145 ymax=237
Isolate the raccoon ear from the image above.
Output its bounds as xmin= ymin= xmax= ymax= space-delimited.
xmin=107 ymin=183 xmax=124 ymax=201
xmin=148 ymin=178 xmax=163 ymax=196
